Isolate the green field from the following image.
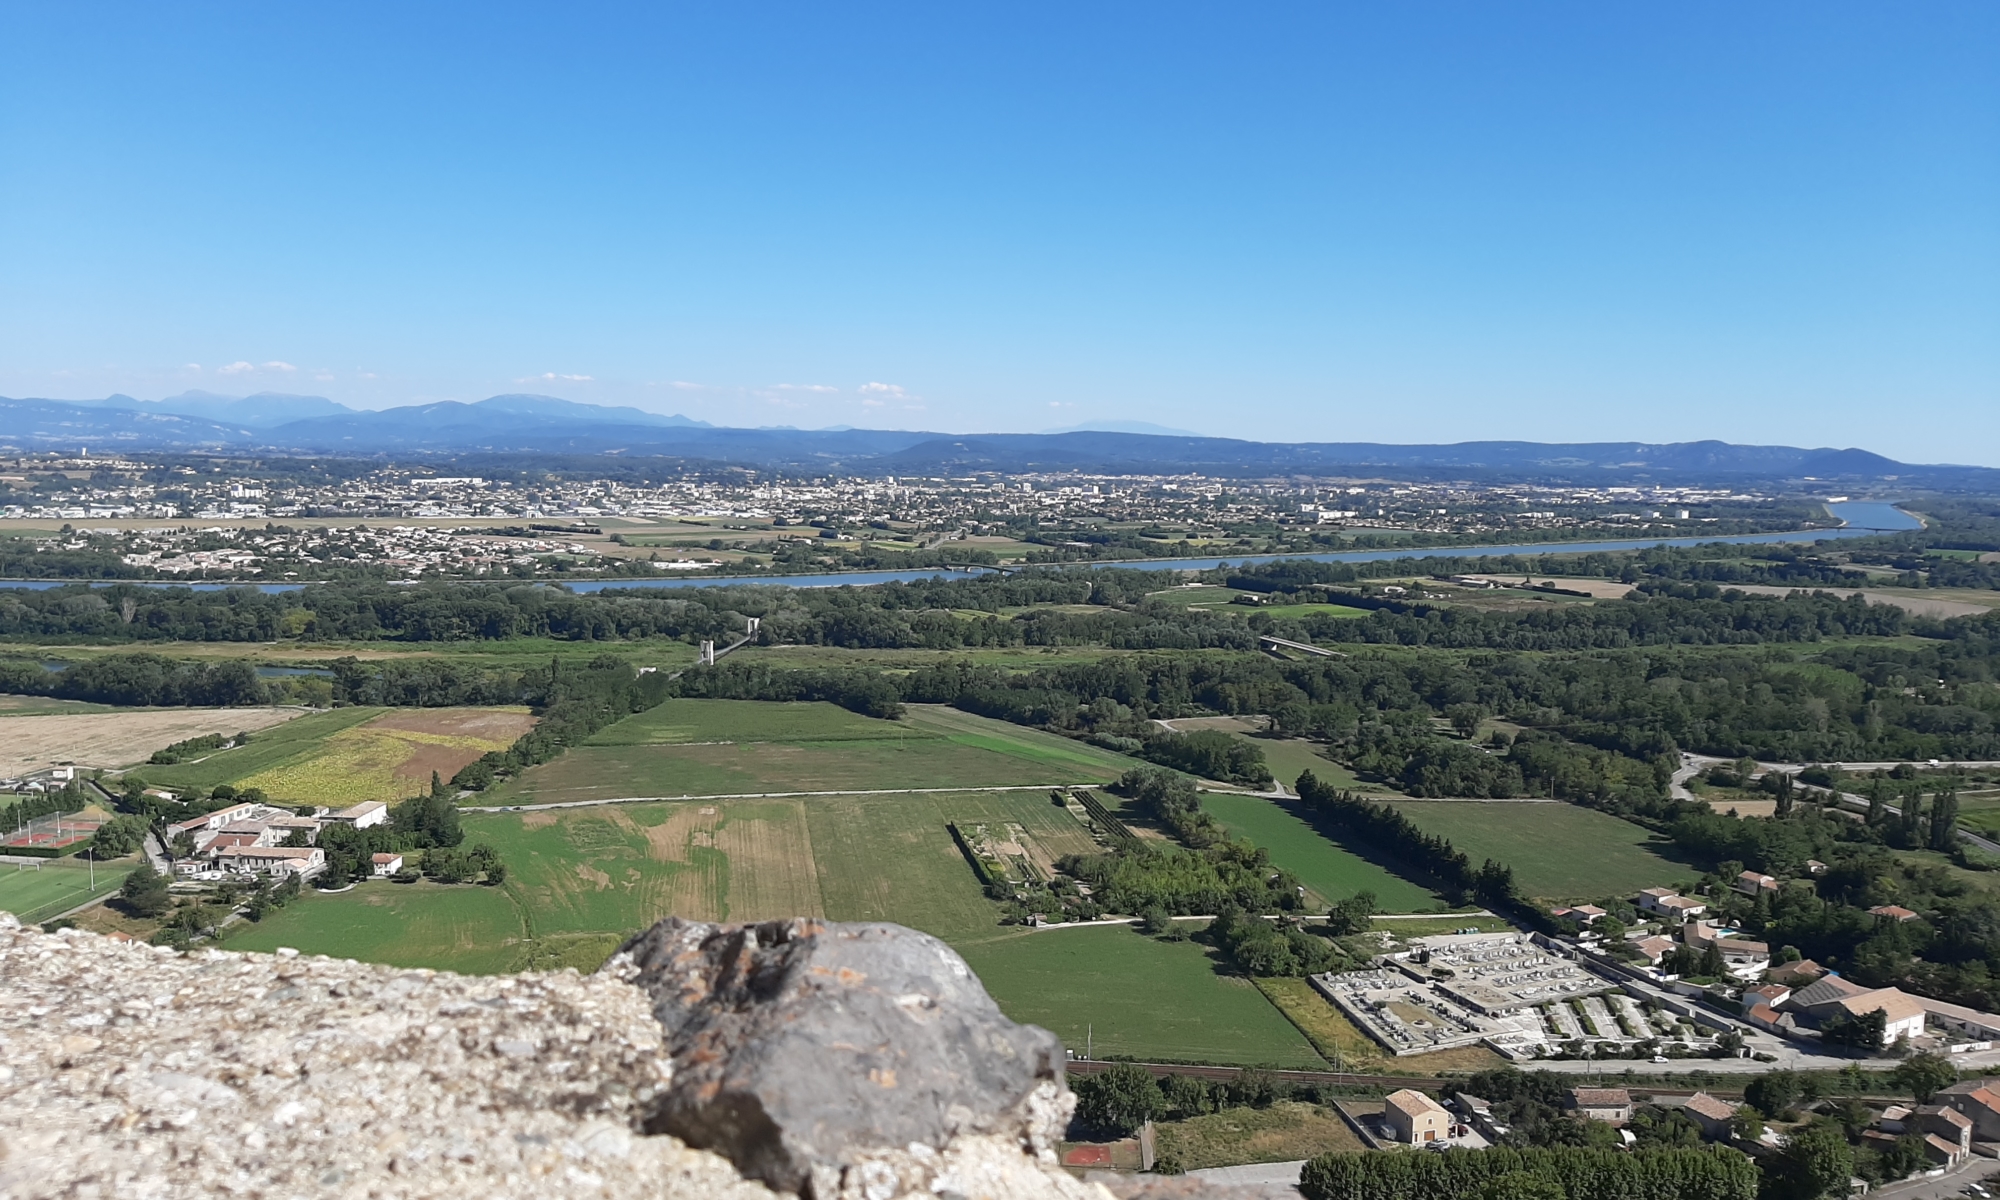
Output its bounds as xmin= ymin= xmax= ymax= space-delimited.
xmin=226 ymin=881 xmax=528 ymax=974
xmin=1200 ymin=792 xmax=1442 ymax=913
xmin=1247 ymin=738 xmax=1375 ymax=793
xmin=1251 ymin=603 xmax=1371 ymax=620
xmin=482 ymin=701 xmax=1145 ymax=804
xmin=1384 ymin=800 xmax=1692 ymax=900
xmin=957 ymin=925 xmax=1326 ymax=1067
xmin=0 ymin=858 xmax=135 ymax=925
xmin=131 ymin=706 xmax=384 ymax=793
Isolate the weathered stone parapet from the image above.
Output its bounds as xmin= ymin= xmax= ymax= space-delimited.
xmin=609 ymin=917 xmax=1074 ymax=1197
xmin=0 ymin=913 xmax=1108 ymax=1200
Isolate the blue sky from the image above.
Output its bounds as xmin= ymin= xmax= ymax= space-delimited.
xmin=2 ymin=3 xmax=1995 ymax=461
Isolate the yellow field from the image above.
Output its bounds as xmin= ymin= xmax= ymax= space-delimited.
xmin=0 ymin=707 xmax=305 ymax=776
xmin=236 ymin=707 xmax=535 ymax=804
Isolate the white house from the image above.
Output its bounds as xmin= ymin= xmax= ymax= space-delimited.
xmin=214 ymin=846 xmax=325 ymax=878
xmin=326 ymin=801 xmax=389 ymax=830
xmin=372 ymin=853 xmax=405 ymax=876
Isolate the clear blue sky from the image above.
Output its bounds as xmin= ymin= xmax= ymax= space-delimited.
xmin=2 ymin=3 xmax=1995 ymax=461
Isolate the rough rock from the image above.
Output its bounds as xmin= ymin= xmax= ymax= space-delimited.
xmin=608 ymin=917 xmax=1074 ymax=1198
xmin=0 ymin=914 xmax=1107 ymax=1200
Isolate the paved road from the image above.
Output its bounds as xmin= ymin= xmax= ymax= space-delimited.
xmin=1187 ymin=1162 xmax=1305 ymax=1187
xmin=462 ymin=782 xmax=1075 ymax=813
xmin=1870 ymin=1157 xmax=1999 ymax=1200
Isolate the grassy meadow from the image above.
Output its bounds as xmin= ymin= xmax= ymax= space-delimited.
xmin=1199 ymin=792 xmax=1443 ymax=912
xmin=956 ymin=924 xmax=1326 ymax=1067
xmin=480 ymin=700 xmax=1144 ymax=804
xmin=226 ymin=880 xmax=528 ymax=974
xmin=1382 ymin=799 xmax=1693 ymax=900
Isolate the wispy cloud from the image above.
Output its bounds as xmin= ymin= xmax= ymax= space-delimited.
xmin=519 ymin=372 xmax=594 ymax=383
xmin=264 ymin=361 xmax=297 ymax=372
xmin=774 ymin=383 xmax=839 ymax=394
xmin=182 ymin=363 xmax=202 ymax=371
xmin=859 ymin=381 xmax=910 ymax=399
xmin=217 ymin=361 xmax=256 ymax=375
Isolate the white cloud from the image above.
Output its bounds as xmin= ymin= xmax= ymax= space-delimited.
xmin=313 ymin=371 xmax=335 ymax=381
xmin=520 ymin=372 xmax=594 ymax=383
xmin=668 ymin=381 xmax=706 ymax=390
xmin=263 ymin=361 xmax=297 ymax=372
xmin=859 ymin=382 xmax=910 ymax=398
xmin=182 ymin=363 xmax=201 ymax=371
xmin=774 ymin=383 xmax=839 ymax=393
xmin=218 ymin=361 xmax=256 ymax=375
xmin=861 ymin=398 xmax=885 ymax=408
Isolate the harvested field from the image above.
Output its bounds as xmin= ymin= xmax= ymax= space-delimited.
xmin=1155 ymin=1100 xmax=1366 ymax=1170
xmin=0 ymin=707 xmax=304 ymax=776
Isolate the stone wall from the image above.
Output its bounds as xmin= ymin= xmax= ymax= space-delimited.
xmin=0 ymin=913 xmax=1122 ymax=1200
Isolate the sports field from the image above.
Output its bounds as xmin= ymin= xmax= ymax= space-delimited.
xmin=480 ymin=700 xmax=1142 ymax=805
xmin=956 ymin=925 xmax=1326 ymax=1067
xmin=135 ymin=706 xmax=535 ymax=803
xmin=1200 ymin=792 xmax=1442 ymax=912
xmin=0 ymin=858 xmax=134 ymax=925
xmin=225 ymin=881 xmax=527 ymax=974
xmin=1383 ymin=800 xmax=1692 ymax=900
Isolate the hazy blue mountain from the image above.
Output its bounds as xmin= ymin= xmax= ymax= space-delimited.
xmin=0 ymin=393 xmax=1989 ymax=486
xmin=1043 ymin=419 xmax=1201 ymax=437
xmin=468 ymin=394 xmax=711 ymax=427
xmin=0 ymin=397 xmax=260 ymax=447
xmin=104 ymin=390 xmax=354 ymax=426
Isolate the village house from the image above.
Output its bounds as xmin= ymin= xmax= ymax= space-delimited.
xmin=1868 ymin=905 xmax=1921 ymax=923
xmin=1715 ymin=938 xmax=1771 ymax=979
xmin=1915 ymin=1105 xmax=1972 ymax=1156
xmin=1383 ymin=1089 xmax=1450 ymax=1144
xmin=1552 ymin=905 xmax=1606 ymax=925
xmin=1767 ymin=959 xmax=1827 ymax=987
xmin=1733 ymin=871 xmax=1778 ymax=897
xmin=372 ymin=853 xmax=405 ymax=876
xmin=1679 ymin=1092 xmax=1737 ymax=1141
xmin=1742 ymin=983 xmax=1792 ymax=1011
xmin=1937 ymin=1082 xmax=2000 ymax=1141
xmin=1636 ymin=888 xmax=1706 ymax=921
xmin=1630 ymin=935 xmax=1678 ymax=966
xmin=1566 ymin=1088 xmax=1633 ymax=1125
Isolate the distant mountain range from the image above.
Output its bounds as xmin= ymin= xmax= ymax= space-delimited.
xmin=1 ymin=391 xmax=1989 ymax=486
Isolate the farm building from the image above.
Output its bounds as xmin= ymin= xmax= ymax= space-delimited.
xmin=214 ymin=846 xmax=325 ymax=878
xmin=325 ymin=801 xmax=389 ymax=830
xmin=1383 ymin=1089 xmax=1449 ymax=1144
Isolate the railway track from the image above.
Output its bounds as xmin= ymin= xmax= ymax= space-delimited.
xmin=1063 ymin=1058 xmax=1750 ymax=1100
